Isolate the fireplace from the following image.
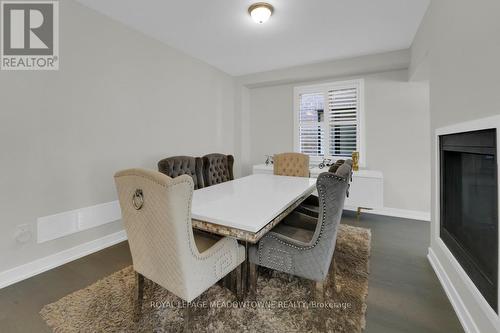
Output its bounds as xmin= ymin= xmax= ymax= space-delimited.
xmin=440 ymin=128 xmax=498 ymax=312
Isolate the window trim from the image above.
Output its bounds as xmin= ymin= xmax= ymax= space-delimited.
xmin=293 ymin=79 xmax=365 ymax=167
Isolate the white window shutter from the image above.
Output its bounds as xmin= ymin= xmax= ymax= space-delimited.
xmin=296 ymin=81 xmax=361 ymax=161
xmin=327 ymin=87 xmax=359 ymax=157
xmin=298 ymin=92 xmax=325 ymax=157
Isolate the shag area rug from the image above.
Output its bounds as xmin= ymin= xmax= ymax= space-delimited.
xmin=40 ymin=224 xmax=371 ymax=333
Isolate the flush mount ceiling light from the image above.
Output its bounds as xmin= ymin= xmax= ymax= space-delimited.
xmin=248 ymin=2 xmax=274 ymax=24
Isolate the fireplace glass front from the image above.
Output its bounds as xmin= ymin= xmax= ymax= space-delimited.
xmin=440 ymin=128 xmax=498 ymax=312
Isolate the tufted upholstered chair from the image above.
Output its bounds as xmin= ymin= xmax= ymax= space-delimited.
xmin=336 ymin=161 xmax=353 ymax=183
xmin=248 ymin=168 xmax=351 ymax=300
xmin=328 ymin=159 xmax=345 ymax=173
xmin=296 ymin=160 xmax=353 ymax=220
xmin=114 ymin=168 xmax=245 ymax=323
xmin=157 ymin=156 xmax=204 ymax=189
xmin=202 ymin=153 xmax=234 ymax=187
xmin=273 ymin=152 xmax=310 ymax=177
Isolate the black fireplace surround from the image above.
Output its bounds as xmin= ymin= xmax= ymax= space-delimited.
xmin=440 ymin=128 xmax=498 ymax=312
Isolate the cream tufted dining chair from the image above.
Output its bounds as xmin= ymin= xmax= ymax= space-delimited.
xmin=114 ymin=168 xmax=245 ymax=324
xmin=273 ymin=152 xmax=310 ymax=177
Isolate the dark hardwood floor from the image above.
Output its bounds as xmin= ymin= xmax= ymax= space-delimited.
xmin=342 ymin=212 xmax=463 ymax=333
xmin=0 ymin=212 xmax=463 ymax=332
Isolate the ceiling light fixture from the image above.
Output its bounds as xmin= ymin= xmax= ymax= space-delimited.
xmin=248 ymin=2 xmax=274 ymax=24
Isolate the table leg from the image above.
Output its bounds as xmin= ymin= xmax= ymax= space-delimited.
xmin=248 ymin=262 xmax=257 ymax=299
xmin=242 ymin=241 xmax=250 ymax=297
xmin=235 ymin=263 xmax=242 ymax=301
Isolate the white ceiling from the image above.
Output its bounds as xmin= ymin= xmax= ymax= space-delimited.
xmin=77 ymin=0 xmax=430 ymax=76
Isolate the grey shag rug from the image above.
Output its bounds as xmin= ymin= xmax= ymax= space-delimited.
xmin=40 ymin=224 xmax=371 ymax=333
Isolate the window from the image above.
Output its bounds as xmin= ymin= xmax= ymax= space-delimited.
xmin=294 ymin=79 xmax=364 ymax=165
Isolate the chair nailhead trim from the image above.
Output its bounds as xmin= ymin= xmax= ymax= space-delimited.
xmin=257 ymin=173 xmax=348 ymax=263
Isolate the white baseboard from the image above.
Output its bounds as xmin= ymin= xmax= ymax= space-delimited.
xmin=428 ymin=247 xmax=479 ymax=333
xmin=344 ymin=205 xmax=430 ymax=221
xmin=0 ymin=230 xmax=127 ymax=290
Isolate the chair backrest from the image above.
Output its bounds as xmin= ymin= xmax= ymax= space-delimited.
xmin=114 ymin=168 xmax=201 ymax=300
xmin=309 ymin=165 xmax=351 ymax=279
xmin=273 ymin=152 xmax=309 ymax=177
xmin=202 ymin=153 xmax=234 ymax=186
xmin=157 ymin=155 xmax=204 ymax=189
xmin=328 ymin=159 xmax=345 ymax=173
xmin=336 ymin=159 xmax=353 ymax=183
xmin=335 ymin=162 xmax=352 ymax=179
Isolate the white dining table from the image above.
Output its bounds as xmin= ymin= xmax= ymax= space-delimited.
xmin=191 ymin=173 xmax=316 ymax=297
xmin=191 ymin=174 xmax=317 ymax=243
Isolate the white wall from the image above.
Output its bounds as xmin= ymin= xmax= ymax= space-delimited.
xmin=240 ymin=69 xmax=430 ymax=213
xmin=0 ymin=1 xmax=235 ymax=273
xmin=409 ymin=3 xmax=432 ymax=82
xmin=412 ymin=0 xmax=500 ymax=332
xmin=365 ymin=71 xmax=430 ymax=212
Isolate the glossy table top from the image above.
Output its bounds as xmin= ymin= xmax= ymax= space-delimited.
xmin=192 ymin=174 xmax=316 ymax=233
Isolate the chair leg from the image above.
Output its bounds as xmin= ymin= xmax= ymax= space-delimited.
xmin=230 ymin=268 xmax=237 ymax=292
xmin=329 ymin=254 xmax=339 ymax=293
xmin=223 ymin=274 xmax=230 ymax=290
xmin=314 ymin=280 xmax=325 ymax=303
xmin=183 ymin=304 xmax=191 ymax=332
xmin=235 ymin=264 xmax=243 ymax=301
xmin=227 ymin=265 xmax=243 ymax=300
xmin=248 ymin=262 xmax=258 ymax=299
xmin=134 ymin=272 xmax=145 ymax=322
xmin=332 ymin=256 xmax=338 ymax=292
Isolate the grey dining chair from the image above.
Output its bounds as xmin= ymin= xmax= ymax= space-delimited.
xmin=157 ymin=155 xmax=204 ymax=189
xmin=248 ymin=166 xmax=351 ymax=300
xmin=202 ymin=153 xmax=234 ymax=186
xmin=297 ymin=159 xmax=353 ymax=219
xmin=328 ymin=159 xmax=346 ymax=173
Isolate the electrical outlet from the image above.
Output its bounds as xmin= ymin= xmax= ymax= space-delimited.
xmin=15 ymin=223 xmax=33 ymax=244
